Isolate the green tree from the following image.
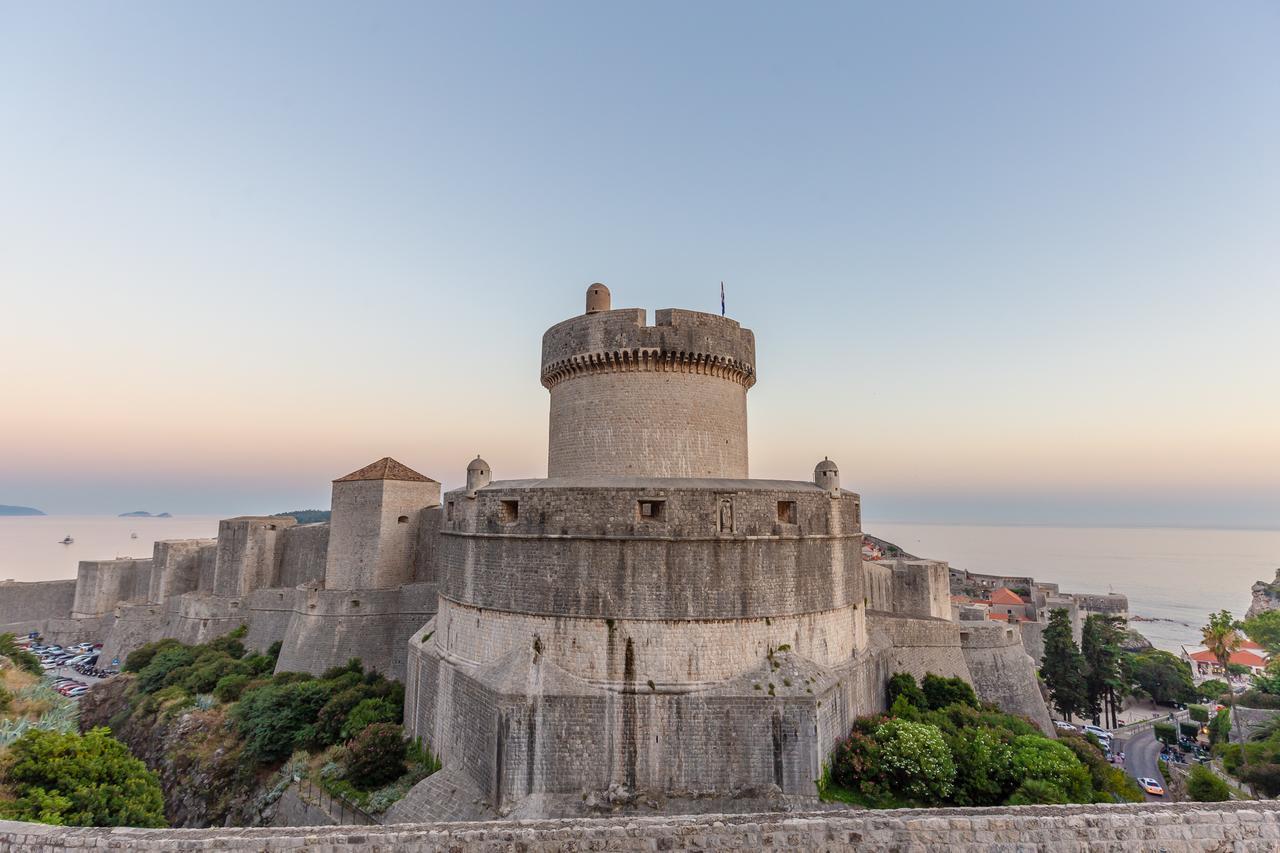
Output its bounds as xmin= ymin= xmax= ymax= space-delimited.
xmin=1202 ymin=610 xmax=1243 ymax=673
xmin=1082 ymin=614 xmax=1127 ymax=728
xmin=874 ymin=719 xmax=956 ymax=804
xmin=0 ymin=728 xmax=165 ymax=827
xmin=1198 ymin=679 xmax=1230 ymax=702
xmin=946 ymin=726 xmax=1015 ymax=806
xmin=1152 ymin=721 xmax=1177 ymax=745
xmin=1188 ymin=704 xmax=1209 ymax=724
xmin=1186 ymin=764 xmax=1230 ymax=802
xmin=1209 ymin=708 xmax=1232 ymax=745
xmin=920 ymin=673 xmax=978 ymax=711
xmin=233 ymin=680 xmax=331 ymax=763
xmin=1040 ymin=609 xmax=1089 ymax=721
xmin=344 ymin=722 xmax=408 ymax=789
xmin=1241 ymin=609 xmax=1280 ymax=655
xmin=886 ymin=672 xmax=926 ymax=711
xmin=1126 ymin=650 xmax=1196 ymax=706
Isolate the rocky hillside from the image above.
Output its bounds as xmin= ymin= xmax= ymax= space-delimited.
xmin=1248 ymin=568 xmax=1280 ymax=619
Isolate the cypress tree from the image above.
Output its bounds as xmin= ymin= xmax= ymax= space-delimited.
xmin=1041 ymin=608 xmax=1089 ymax=722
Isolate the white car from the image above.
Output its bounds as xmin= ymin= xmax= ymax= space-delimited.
xmin=1082 ymin=724 xmax=1112 ymax=743
xmin=1053 ymin=720 xmax=1077 ymax=732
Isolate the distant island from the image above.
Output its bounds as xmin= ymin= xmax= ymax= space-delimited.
xmin=272 ymin=509 xmax=331 ymax=524
xmin=118 ymin=511 xmax=173 ymax=518
xmin=0 ymin=504 xmax=46 ymax=516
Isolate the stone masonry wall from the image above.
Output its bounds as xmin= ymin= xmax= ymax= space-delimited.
xmin=149 ymin=539 xmax=216 ymax=604
xmin=0 ymin=579 xmax=75 ymax=627
xmin=276 ymin=523 xmax=329 ymax=589
xmin=325 ymin=479 xmax=440 ymax=590
xmin=70 ymin=559 xmax=153 ymax=618
xmin=212 ymin=517 xmax=294 ymax=597
xmin=8 ymin=802 xmax=1280 ymax=850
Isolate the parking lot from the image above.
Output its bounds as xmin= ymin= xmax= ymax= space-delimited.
xmin=17 ymin=635 xmax=119 ymax=700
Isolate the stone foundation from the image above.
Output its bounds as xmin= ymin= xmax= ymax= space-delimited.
xmin=5 ymin=802 xmax=1280 ymax=851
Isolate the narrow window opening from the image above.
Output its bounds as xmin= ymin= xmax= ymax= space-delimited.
xmin=397 ymin=515 xmax=409 ymax=524
xmin=637 ymin=499 xmax=665 ymax=521
xmin=351 ymin=599 xmax=360 ymax=608
xmin=500 ymin=500 xmax=519 ymax=524
xmin=777 ymin=500 xmax=797 ymax=525
xmin=446 ymin=501 xmax=455 ymax=521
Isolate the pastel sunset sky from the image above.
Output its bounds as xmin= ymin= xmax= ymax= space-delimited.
xmin=2 ymin=3 xmax=1277 ymax=526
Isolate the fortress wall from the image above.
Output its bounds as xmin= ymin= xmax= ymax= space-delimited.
xmin=71 ymin=559 xmax=153 ymax=618
xmin=325 ymin=479 xmax=440 ymax=590
xmin=1019 ymin=619 xmax=1047 ymax=664
xmin=882 ymin=560 xmax=951 ymax=620
xmin=547 ymin=371 xmax=749 ymax=478
xmin=212 ymin=517 xmax=294 ymax=597
xmin=195 ymin=542 xmax=218 ymax=593
xmin=274 ymin=585 xmax=437 ymax=678
xmin=866 ymin=613 xmax=970 ymax=684
xmin=164 ymin=593 xmax=247 ymax=647
xmin=97 ymin=602 xmax=166 ymax=668
xmin=541 ymin=308 xmax=755 ymax=480
xmin=276 ymin=524 xmax=329 ymax=589
xmin=7 ymin=802 xmax=1280 ymax=850
xmin=412 ymin=506 xmax=443 ymax=583
xmin=1073 ymin=592 xmax=1130 ymax=616
xmin=960 ymin=622 xmax=1053 ymax=733
xmin=863 ymin=561 xmax=891 ymax=611
xmin=0 ymin=579 xmax=75 ymax=626
xmin=435 ymin=597 xmax=864 ymax=686
xmin=149 ymin=539 xmax=216 ymax=604
xmin=243 ymin=588 xmax=302 ymax=653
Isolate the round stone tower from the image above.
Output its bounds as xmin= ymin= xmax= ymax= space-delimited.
xmin=540 ymin=284 xmax=757 ymax=478
xmin=466 ymin=456 xmax=491 ymax=493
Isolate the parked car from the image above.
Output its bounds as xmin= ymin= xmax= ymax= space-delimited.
xmin=1053 ymin=720 xmax=1077 ymax=732
xmin=1082 ymin=725 xmax=1112 ymax=743
xmin=1139 ymin=778 xmax=1165 ymax=796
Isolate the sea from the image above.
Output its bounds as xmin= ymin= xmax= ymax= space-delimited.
xmin=2 ymin=516 xmax=1277 ymax=654
xmin=871 ymin=521 xmax=1280 ymax=653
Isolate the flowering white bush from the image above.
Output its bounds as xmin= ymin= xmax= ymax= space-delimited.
xmin=874 ymin=719 xmax=955 ymax=802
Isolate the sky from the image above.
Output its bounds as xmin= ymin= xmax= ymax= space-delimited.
xmin=1 ymin=3 xmax=1277 ymax=527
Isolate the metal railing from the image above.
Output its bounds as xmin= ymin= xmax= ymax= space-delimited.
xmin=297 ymin=776 xmax=378 ymax=825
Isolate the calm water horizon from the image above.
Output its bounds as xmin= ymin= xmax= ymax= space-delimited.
xmin=3 ymin=515 xmax=1277 ymax=655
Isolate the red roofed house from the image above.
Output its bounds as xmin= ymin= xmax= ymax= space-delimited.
xmin=1181 ymin=643 xmax=1270 ymax=685
xmin=981 ymin=587 xmax=1032 ymax=623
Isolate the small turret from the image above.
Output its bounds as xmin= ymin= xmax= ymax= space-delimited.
xmin=814 ymin=457 xmax=840 ymax=494
xmin=467 ymin=456 xmax=491 ymax=493
xmin=585 ymin=282 xmax=611 ymax=314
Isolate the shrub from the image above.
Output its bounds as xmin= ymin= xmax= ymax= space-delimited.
xmin=266 ymin=640 xmax=283 ymax=663
xmin=341 ymin=697 xmax=401 ymax=741
xmin=0 ymin=633 xmax=43 ymax=677
xmin=1188 ymin=704 xmax=1210 ymax=724
xmin=1009 ymin=735 xmax=1091 ymax=802
xmin=1186 ymin=764 xmax=1230 ymax=802
xmin=234 ymin=681 xmax=331 ymax=763
xmin=1198 ymin=680 xmax=1230 ymax=703
xmin=242 ymin=654 xmax=276 ymax=676
xmin=0 ymin=727 xmax=165 ymax=827
xmin=136 ymin=646 xmax=197 ymax=693
xmin=1209 ymin=708 xmax=1232 ymax=745
xmin=344 ymin=723 xmax=407 ymax=789
xmin=947 ymin=726 xmax=1015 ymax=805
xmin=1239 ymin=762 xmax=1280 ymax=798
xmin=921 ymin=673 xmax=978 ymax=710
xmin=213 ymin=673 xmax=251 ymax=703
xmin=1179 ymin=721 xmax=1200 ymax=739
xmin=886 ymin=672 xmax=926 ymax=711
xmin=830 ymin=727 xmax=885 ymax=794
xmin=205 ymin=633 xmax=246 ymax=661
xmin=0 ymin=685 xmax=11 ymax=715
xmin=874 ymin=719 xmax=955 ymax=803
xmin=122 ymin=639 xmax=181 ymax=674
xmin=1152 ymin=722 xmax=1177 ymax=745
xmin=1007 ymin=778 xmax=1068 ymax=805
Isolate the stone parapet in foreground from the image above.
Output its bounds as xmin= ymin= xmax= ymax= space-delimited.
xmin=4 ymin=802 xmax=1280 ymax=851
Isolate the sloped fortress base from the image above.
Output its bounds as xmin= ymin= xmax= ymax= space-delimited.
xmin=5 ymin=803 xmax=1280 ymax=851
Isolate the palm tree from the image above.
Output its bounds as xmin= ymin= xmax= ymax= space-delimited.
xmin=1202 ymin=610 xmax=1243 ymax=676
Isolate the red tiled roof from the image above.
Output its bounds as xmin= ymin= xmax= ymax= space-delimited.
xmin=334 ymin=457 xmax=436 ymax=483
xmin=989 ymin=588 xmax=1025 ymax=606
xmin=1187 ymin=648 xmax=1268 ymax=667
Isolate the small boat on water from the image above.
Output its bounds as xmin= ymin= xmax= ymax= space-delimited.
xmin=59 ymin=535 xmax=74 ymax=545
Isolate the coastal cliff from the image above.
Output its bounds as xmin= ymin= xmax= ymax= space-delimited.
xmin=1247 ymin=568 xmax=1280 ymax=619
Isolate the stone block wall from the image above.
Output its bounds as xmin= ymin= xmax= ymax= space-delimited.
xmin=325 ymin=479 xmax=440 ymax=590
xmin=959 ymin=621 xmax=1053 ymax=732
xmin=0 ymin=579 xmax=75 ymax=627
xmin=212 ymin=517 xmax=294 ymax=597
xmin=70 ymin=559 xmax=153 ymax=618
xmin=149 ymin=539 xmax=216 ymax=604
xmin=276 ymin=524 xmax=329 ymax=589
xmin=541 ymin=307 xmax=756 ymax=479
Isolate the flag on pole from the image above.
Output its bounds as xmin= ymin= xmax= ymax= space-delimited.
xmin=720 ymin=281 xmax=725 ymax=316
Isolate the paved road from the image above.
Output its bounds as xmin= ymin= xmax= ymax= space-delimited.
xmin=1119 ymin=728 xmax=1166 ymax=801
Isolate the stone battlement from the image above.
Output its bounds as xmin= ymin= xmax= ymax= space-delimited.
xmin=5 ymin=802 xmax=1280 ymax=850
xmin=540 ymin=307 xmax=757 ymax=390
